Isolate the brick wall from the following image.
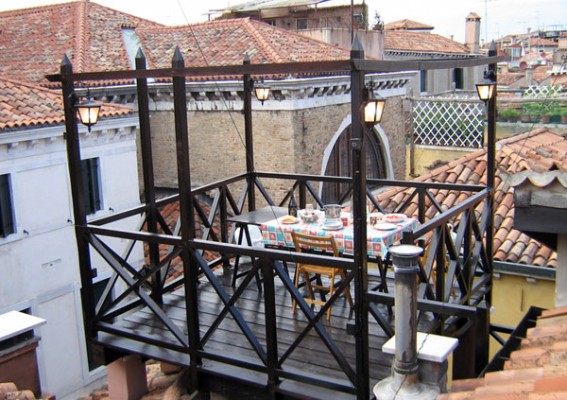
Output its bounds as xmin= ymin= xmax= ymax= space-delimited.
xmin=147 ymin=99 xmax=408 ymax=194
xmin=140 ymin=74 xmax=412 ymax=201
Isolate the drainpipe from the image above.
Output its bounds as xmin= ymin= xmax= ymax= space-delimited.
xmin=374 ymin=245 xmax=439 ymax=400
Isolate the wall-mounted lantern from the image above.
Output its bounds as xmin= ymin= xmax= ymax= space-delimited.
xmin=74 ymin=91 xmax=101 ymax=132
xmin=361 ymin=85 xmax=385 ymax=126
xmin=476 ymin=71 xmax=496 ymax=103
xmin=253 ymin=80 xmax=271 ymax=105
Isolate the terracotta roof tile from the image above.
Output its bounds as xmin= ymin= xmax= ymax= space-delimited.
xmin=0 ymin=2 xmax=351 ymax=87
xmin=385 ymin=30 xmax=471 ymax=54
xmin=384 ymin=19 xmax=434 ymax=31
xmin=0 ymin=1 xmax=163 ymax=85
xmin=378 ymin=128 xmax=565 ymax=268
xmin=137 ymin=18 xmax=350 ymax=73
xmin=441 ymin=306 xmax=567 ymax=399
xmin=0 ymin=77 xmax=131 ymax=131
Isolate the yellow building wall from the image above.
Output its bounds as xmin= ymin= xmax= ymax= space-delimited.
xmin=489 ymin=273 xmax=555 ymax=358
xmin=405 ymin=146 xmax=476 ymax=179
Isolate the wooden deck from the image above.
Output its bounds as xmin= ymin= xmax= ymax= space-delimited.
xmin=96 ymin=262 xmax=405 ymax=399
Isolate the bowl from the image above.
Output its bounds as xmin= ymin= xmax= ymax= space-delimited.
xmin=298 ymin=209 xmax=320 ymax=223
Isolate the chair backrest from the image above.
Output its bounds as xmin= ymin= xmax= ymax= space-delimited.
xmin=291 ymin=231 xmax=338 ymax=257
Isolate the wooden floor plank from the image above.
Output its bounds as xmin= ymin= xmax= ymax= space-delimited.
xmin=97 ymin=265 xmax=403 ymax=398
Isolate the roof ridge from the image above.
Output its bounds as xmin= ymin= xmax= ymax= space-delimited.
xmin=73 ymin=1 xmax=88 ymax=72
xmin=0 ymin=0 xmax=76 ymax=17
xmin=244 ymin=18 xmax=284 ymax=64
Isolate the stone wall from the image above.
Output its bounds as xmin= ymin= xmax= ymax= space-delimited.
xmin=140 ymin=73 xmax=413 ymax=200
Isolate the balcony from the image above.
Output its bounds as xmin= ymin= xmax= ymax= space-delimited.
xmin=47 ymin=44 xmax=503 ymax=399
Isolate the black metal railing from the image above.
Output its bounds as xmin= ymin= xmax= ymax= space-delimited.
xmin=78 ymin=171 xmax=493 ymax=396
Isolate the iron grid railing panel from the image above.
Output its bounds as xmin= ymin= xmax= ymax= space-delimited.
xmin=413 ymin=97 xmax=484 ymax=148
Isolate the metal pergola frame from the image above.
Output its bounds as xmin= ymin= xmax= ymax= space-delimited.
xmin=47 ymin=39 xmax=503 ymax=399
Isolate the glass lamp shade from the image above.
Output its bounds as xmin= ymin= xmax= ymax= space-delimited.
xmin=76 ymin=99 xmax=101 ymax=130
xmin=362 ymin=98 xmax=385 ymax=126
xmin=254 ymin=84 xmax=270 ymax=104
xmin=476 ymin=81 xmax=496 ymax=102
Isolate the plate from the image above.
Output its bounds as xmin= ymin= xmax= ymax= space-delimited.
xmin=374 ymin=222 xmax=397 ymax=231
xmin=384 ymin=213 xmax=406 ymax=223
xmin=321 ymin=221 xmax=343 ymax=231
xmin=281 ymin=216 xmax=298 ymax=224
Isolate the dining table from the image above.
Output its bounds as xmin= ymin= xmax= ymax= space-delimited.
xmin=260 ymin=212 xmax=419 ymax=259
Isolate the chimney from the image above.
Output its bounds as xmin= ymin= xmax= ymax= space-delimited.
xmin=465 ymin=12 xmax=481 ymax=53
xmin=373 ymin=245 xmax=458 ymax=399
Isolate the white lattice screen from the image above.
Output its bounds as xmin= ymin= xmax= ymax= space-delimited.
xmin=524 ymin=85 xmax=562 ymax=98
xmin=412 ymin=97 xmax=485 ymax=148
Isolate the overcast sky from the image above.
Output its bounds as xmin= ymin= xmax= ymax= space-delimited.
xmin=1 ymin=0 xmax=565 ymax=43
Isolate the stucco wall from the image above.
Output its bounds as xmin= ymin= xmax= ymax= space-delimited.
xmin=0 ymin=117 xmax=141 ymax=397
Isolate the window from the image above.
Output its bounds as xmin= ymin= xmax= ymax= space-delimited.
xmin=453 ymin=68 xmax=464 ymax=90
xmin=420 ymin=70 xmax=428 ymax=93
xmin=0 ymin=174 xmax=15 ymax=238
xmin=81 ymin=158 xmax=102 ymax=215
xmin=265 ymin=19 xmax=276 ymax=26
xmin=296 ymin=18 xmax=307 ymax=30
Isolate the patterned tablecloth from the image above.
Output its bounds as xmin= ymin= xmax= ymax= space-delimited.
xmin=260 ymin=215 xmax=419 ymax=258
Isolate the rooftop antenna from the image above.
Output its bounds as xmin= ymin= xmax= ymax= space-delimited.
xmin=482 ymin=0 xmax=497 ymax=44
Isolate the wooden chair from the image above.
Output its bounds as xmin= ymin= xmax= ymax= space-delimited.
xmin=291 ymin=232 xmax=353 ymax=320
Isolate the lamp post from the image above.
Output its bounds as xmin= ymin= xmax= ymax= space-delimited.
xmin=242 ymin=55 xmax=271 ymax=211
xmin=476 ymin=45 xmax=497 ymax=369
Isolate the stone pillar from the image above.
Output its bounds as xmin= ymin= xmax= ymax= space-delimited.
xmin=374 ymin=245 xmax=440 ymax=400
xmin=107 ymin=355 xmax=148 ymax=400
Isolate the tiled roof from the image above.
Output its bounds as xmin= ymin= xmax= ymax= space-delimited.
xmin=384 ymin=19 xmax=434 ymax=31
xmin=526 ymin=37 xmax=558 ymax=47
xmin=137 ymin=18 xmax=350 ymax=71
xmin=384 ymin=30 xmax=470 ymax=54
xmin=0 ymin=1 xmax=163 ymax=85
xmin=0 ymin=1 xmax=350 ymax=87
xmin=532 ymin=65 xmax=552 ymax=82
xmin=438 ymin=306 xmax=567 ymax=399
xmin=498 ymin=72 xmax=524 ymax=86
xmin=0 ymin=77 xmax=132 ymax=131
xmin=376 ymin=128 xmax=566 ymax=268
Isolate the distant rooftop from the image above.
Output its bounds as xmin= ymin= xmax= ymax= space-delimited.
xmin=384 ymin=19 xmax=434 ymax=32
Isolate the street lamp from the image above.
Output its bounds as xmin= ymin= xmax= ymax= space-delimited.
xmin=361 ymin=86 xmax=385 ymax=126
xmin=74 ymin=91 xmax=101 ymax=132
xmin=253 ymin=80 xmax=271 ymax=105
xmin=476 ymin=71 xmax=496 ymax=102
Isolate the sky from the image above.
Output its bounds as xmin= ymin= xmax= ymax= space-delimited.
xmin=1 ymin=0 xmax=566 ymax=44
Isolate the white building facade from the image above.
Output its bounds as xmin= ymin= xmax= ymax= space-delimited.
xmin=0 ymin=116 xmax=142 ymax=397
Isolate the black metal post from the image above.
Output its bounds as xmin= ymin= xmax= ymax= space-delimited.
xmin=172 ymin=47 xmax=201 ymax=387
xmin=262 ymin=257 xmax=279 ymax=397
xmin=60 ymin=55 xmax=98 ymax=358
xmin=243 ymin=55 xmax=256 ymax=212
xmin=350 ymin=35 xmax=369 ymax=400
xmin=485 ymin=42 xmax=497 ymax=304
xmin=136 ymin=48 xmax=162 ymax=304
